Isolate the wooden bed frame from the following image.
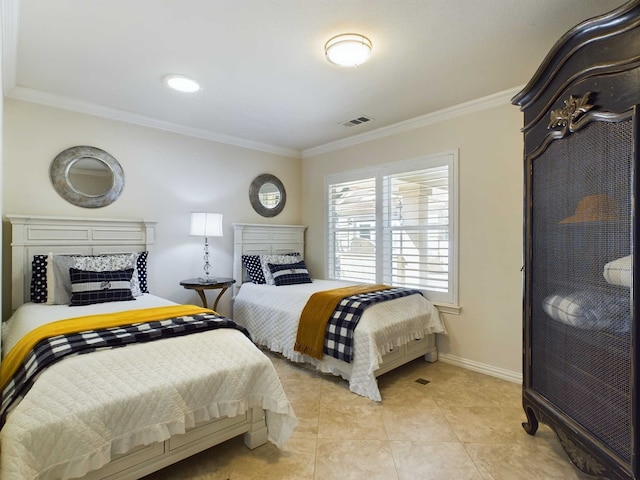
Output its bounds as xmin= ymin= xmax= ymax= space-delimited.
xmin=6 ymin=215 xmax=269 ymax=480
xmin=232 ymin=223 xmax=438 ymax=380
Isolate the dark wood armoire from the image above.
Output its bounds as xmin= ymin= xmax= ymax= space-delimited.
xmin=512 ymin=2 xmax=640 ymax=479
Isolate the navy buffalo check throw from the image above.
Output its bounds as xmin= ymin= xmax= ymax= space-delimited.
xmin=323 ymin=287 xmax=422 ymax=363
xmin=0 ymin=313 xmax=250 ymax=428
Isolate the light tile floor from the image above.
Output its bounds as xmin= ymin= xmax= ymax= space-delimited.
xmin=143 ymin=352 xmax=594 ymax=480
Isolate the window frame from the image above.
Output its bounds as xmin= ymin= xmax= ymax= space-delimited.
xmin=324 ymin=150 xmax=459 ymax=308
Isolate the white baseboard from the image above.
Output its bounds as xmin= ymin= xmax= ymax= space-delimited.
xmin=438 ymin=353 xmax=522 ymax=384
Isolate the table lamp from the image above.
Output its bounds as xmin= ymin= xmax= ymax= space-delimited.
xmin=190 ymin=212 xmax=223 ymax=283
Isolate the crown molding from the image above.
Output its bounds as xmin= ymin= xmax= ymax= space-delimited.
xmin=301 ymin=86 xmax=524 ymax=159
xmin=6 ymin=86 xmax=301 ymax=158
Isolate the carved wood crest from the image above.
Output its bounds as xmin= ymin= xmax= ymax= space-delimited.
xmin=548 ymin=92 xmax=594 ymax=132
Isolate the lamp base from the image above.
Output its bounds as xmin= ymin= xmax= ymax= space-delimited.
xmin=198 ymin=277 xmax=217 ymax=284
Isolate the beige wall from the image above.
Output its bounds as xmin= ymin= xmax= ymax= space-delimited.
xmin=2 ymin=99 xmax=301 ymax=319
xmin=301 ymin=102 xmax=524 ymax=378
xmin=3 ymin=95 xmax=525 ymax=378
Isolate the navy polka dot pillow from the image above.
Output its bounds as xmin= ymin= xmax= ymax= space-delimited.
xmin=30 ymin=254 xmax=49 ymax=303
xmin=137 ymin=251 xmax=149 ymax=293
xmin=242 ymin=255 xmax=266 ymax=284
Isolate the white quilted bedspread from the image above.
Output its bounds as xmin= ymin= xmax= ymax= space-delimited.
xmin=233 ymin=280 xmax=446 ymax=401
xmin=0 ymin=298 xmax=297 ymax=480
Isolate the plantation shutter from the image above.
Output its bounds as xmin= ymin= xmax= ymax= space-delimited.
xmin=327 ymin=176 xmax=377 ymax=282
xmin=325 ymin=150 xmax=457 ymax=305
xmin=381 ymin=164 xmax=451 ymax=302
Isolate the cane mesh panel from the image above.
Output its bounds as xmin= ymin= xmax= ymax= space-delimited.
xmin=530 ymin=120 xmax=632 ymax=462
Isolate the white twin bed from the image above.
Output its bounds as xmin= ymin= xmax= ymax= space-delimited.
xmin=232 ymin=223 xmax=446 ymax=402
xmin=1 ymin=216 xmax=297 ymax=480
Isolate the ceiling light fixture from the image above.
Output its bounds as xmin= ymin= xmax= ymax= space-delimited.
xmin=325 ymin=33 xmax=372 ymax=67
xmin=163 ymin=74 xmax=201 ymax=93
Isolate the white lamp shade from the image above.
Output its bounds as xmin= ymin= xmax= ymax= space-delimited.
xmin=190 ymin=212 xmax=223 ymax=237
xmin=325 ymin=34 xmax=372 ymax=67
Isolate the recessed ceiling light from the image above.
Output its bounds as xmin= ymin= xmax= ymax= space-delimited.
xmin=163 ymin=74 xmax=201 ymax=93
xmin=325 ymin=33 xmax=372 ymax=67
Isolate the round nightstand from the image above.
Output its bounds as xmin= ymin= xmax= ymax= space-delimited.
xmin=179 ymin=277 xmax=236 ymax=311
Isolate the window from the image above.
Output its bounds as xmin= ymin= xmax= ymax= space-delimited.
xmin=326 ymin=150 xmax=458 ymax=305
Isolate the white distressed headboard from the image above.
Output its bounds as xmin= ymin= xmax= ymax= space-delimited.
xmin=7 ymin=215 xmax=156 ymax=310
xmin=232 ymin=223 xmax=307 ymax=296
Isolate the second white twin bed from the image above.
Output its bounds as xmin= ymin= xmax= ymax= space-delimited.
xmin=232 ymin=223 xmax=447 ymax=402
xmin=234 ymin=279 xmax=445 ymax=401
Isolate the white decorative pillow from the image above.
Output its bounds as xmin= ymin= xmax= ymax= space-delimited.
xmin=603 ymin=254 xmax=632 ymax=288
xmin=46 ymin=254 xmax=78 ymax=305
xmin=260 ymin=253 xmax=301 ymax=285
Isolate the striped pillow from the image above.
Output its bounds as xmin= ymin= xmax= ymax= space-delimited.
xmin=542 ymin=290 xmax=630 ymax=331
xmin=69 ymin=268 xmax=135 ymax=306
xmin=267 ymin=261 xmax=312 ymax=286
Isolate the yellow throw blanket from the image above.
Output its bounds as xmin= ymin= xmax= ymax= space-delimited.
xmin=294 ymin=284 xmax=391 ymax=359
xmin=0 ymin=304 xmax=212 ymax=391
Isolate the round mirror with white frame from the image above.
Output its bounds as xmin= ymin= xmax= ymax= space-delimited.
xmin=249 ymin=173 xmax=286 ymax=217
xmin=50 ymin=146 xmax=125 ymax=208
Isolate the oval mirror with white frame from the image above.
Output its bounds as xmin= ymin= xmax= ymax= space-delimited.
xmin=249 ymin=173 xmax=286 ymax=217
xmin=50 ymin=146 xmax=125 ymax=208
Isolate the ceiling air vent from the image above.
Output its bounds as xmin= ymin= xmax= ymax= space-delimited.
xmin=340 ymin=116 xmax=374 ymax=128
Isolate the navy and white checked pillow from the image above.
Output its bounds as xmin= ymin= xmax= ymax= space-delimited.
xmin=242 ymin=255 xmax=266 ymax=284
xmin=261 ymin=253 xmax=301 ymax=285
xmin=69 ymin=268 xmax=135 ymax=306
xmin=268 ymin=261 xmax=312 ymax=286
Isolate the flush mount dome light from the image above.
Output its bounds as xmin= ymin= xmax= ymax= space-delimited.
xmin=325 ymin=33 xmax=372 ymax=67
xmin=163 ymin=74 xmax=201 ymax=93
